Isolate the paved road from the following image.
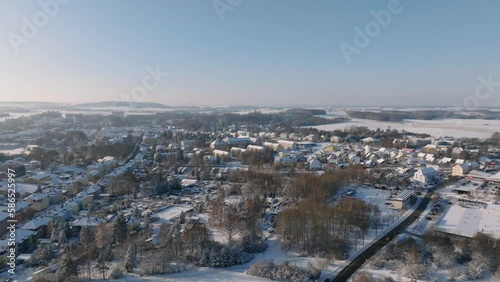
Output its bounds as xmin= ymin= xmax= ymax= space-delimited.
xmin=329 ymin=191 xmax=434 ymax=282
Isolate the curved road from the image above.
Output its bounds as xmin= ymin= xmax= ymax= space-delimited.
xmin=330 ymin=191 xmax=434 ymax=282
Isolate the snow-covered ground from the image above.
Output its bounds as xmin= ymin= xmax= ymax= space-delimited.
xmin=312 ymin=118 xmax=500 ymax=139
xmin=93 ymin=236 xmax=332 ymax=282
xmin=357 ymin=233 xmax=498 ymax=282
xmin=231 ymin=108 xmax=285 ymax=115
xmin=91 ymin=185 xmax=412 ymax=282
xmin=0 ymin=112 xmax=39 ymax=122
xmin=0 ymin=147 xmax=28 ymax=155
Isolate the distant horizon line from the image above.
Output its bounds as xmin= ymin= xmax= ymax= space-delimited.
xmin=1 ymin=100 xmax=500 ymax=109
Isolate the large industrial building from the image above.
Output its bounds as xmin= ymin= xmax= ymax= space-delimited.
xmin=434 ymin=204 xmax=500 ymax=239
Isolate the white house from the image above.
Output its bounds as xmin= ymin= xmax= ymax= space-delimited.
xmin=246 ymin=145 xmax=264 ymax=152
xmin=452 ymin=164 xmax=470 ymax=176
xmin=213 ymin=150 xmax=230 ymax=159
xmin=230 ymin=147 xmax=246 ymax=157
xmin=277 ymin=140 xmax=297 ymax=150
xmin=412 ymin=167 xmax=438 ymax=184
xmin=263 ymin=142 xmax=282 ymax=152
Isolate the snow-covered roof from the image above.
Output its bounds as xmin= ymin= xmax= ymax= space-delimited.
xmin=71 ymin=216 xmax=105 ymax=227
xmin=440 ymin=157 xmax=453 ymax=163
xmin=393 ymin=190 xmax=414 ymax=202
xmin=153 ymin=205 xmax=193 ymax=223
xmin=419 ymin=167 xmax=437 ymax=176
xmin=467 ymin=170 xmax=492 ymax=179
xmin=20 ymin=217 xmax=52 ymax=230
xmin=488 ymin=171 xmax=500 ymax=183
xmin=0 ymin=212 xmax=9 ymax=222
xmin=435 ymin=204 xmax=500 ymax=239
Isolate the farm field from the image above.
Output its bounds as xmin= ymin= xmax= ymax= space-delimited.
xmin=312 ymin=118 xmax=500 ymax=139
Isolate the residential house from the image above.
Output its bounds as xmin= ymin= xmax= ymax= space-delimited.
xmin=246 ymin=145 xmax=264 ymax=152
xmin=213 ymin=149 xmax=230 ymax=160
xmin=210 ymin=140 xmax=225 ymax=150
xmin=20 ymin=217 xmax=52 ymax=239
xmin=181 ymin=140 xmax=196 ymax=151
xmin=26 ymin=192 xmax=50 ymax=211
xmin=275 ymin=156 xmax=297 ymax=164
xmin=309 ymin=159 xmax=322 ymax=170
xmin=452 ymin=164 xmax=471 ymax=176
xmin=330 ymin=136 xmax=343 ymax=143
xmin=412 ymin=167 xmax=438 ymax=184
xmin=263 ymin=142 xmax=282 ymax=152
xmin=277 ymin=140 xmax=297 ymax=150
xmin=44 ymin=187 xmax=63 ymax=205
xmin=230 ymin=147 xmax=246 ymax=158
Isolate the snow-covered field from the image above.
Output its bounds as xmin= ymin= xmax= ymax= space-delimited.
xmin=0 ymin=147 xmax=27 ymax=155
xmin=312 ymin=118 xmax=500 ymax=139
xmin=0 ymin=112 xmax=38 ymax=122
xmin=231 ymin=108 xmax=285 ymax=115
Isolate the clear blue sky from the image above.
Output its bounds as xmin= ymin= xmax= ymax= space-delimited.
xmin=1 ymin=0 xmax=499 ymax=107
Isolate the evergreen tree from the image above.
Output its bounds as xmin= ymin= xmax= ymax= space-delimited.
xmin=58 ymin=229 xmax=67 ymax=245
xmin=124 ymin=243 xmax=138 ymax=272
xmin=107 ymin=246 xmax=114 ymax=261
xmin=113 ymin=213 xmax=128 ymax=243
xmin=241 ymin=232 xmax=254 ymax=253
xmin=42 ymin=245 xmax=54 ymax=261
xmin=64 ymin=222 xmax=71 ymax=236
xmin=179 ymin=211 xmax=186 ymax=224
xmin=133 ymin=207 xmax=140 ymax=219
xmin=58 ymin=253 xmax=79 ymax=278
xmin=209 ymin=248 xmax=219 ymax=267
xmin=50 ymin=223 xmax=60 ymax=242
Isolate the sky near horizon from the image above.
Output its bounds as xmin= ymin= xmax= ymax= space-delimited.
xmin=0 ymin=0 xmax=499 ymax=107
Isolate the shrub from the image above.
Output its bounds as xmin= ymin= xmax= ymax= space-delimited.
xmin=352 ymin=271 xmax=374 ymax=282
xmin=109 ymin=267 xmax=125 ymax=279
xmin=240 ymin=234 xmax=268 ymax=253
xmin=247 ymin=260 xmax=321 ymax=281
xmin=198 ymin=243 xmax=254 ymax=267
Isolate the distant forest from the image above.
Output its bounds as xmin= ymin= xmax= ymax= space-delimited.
xmin=347 ymin=110 xmax=500 ymax=122
xmin=165 ymin=109 xmax=347 ymax=131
